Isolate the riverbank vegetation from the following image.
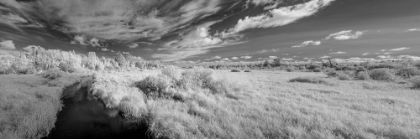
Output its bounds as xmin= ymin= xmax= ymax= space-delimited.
xmin=0 ymin=72 xmax=83 ymax=139
xmin=1 ymin=47 xmax=420 ymax=139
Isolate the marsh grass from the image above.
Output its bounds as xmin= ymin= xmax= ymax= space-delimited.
xmin=0 ymin=74 xmax=82 ymax=139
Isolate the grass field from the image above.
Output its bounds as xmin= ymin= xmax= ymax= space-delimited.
xmin=87 ymin=68 xmax=420 ymax=139
xmin=0 ymin=73 xmax=82 ymax=139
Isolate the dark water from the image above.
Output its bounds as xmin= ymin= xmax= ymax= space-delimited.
xmin=43 ymin=84 xmax=150 ymax=139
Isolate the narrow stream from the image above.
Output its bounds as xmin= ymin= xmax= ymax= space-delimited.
xmin=43 ymin=83 xmax=150 ymax=139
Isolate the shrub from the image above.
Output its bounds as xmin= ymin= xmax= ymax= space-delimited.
xmin=369 ymin=68 xmax=395 ymax=81
xmin=244 ymin=70 xmax=251 ymax=72
xmin=136 ymin=75 xmax=175 ymax=99
xmin=161 ymin=65 xmax=183 ymax=81
xmin=289 ymin=77 xmax=331 ymax=85
xmin=343 ymin=66 xmax=357 ymax=71
xmin=307 ymin=64 xmax=321 ymax=70
xmin=338 ymin=73 xmax=352 ymax=80
xmin=286 ymin=68 xmax=294 ymax=72
xmin=42 ymin=68 xmax=67 ymax=80
xmin=396 ymin=66 xmax=420 ymax=79
xmin=414 ymin=62 xmax=420 ymax=69
xmin=59 ymin=62 xmax=76 ymax=73
xmin=231 ymin=69 xmax=240 ymax=72
xmin=326 ymin=69 xmax=338 ymax=77
xmin=0 ymin=67 xmax=14 ymax=74
xmin=313 ymin=68 xmax=321 ymax=72
xmin=356 ymin=71 xmax=371 ymax=80
xmin=411 ymin=76 xmax=420 ymax=89
xmin=367 ymin=63 xmax=400 ymax=70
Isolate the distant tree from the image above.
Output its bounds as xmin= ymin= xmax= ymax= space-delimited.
xmin=115 ymin=53 xmax=127 ymax=68
xmin=272 ymin=58 xmax=281 ymax=67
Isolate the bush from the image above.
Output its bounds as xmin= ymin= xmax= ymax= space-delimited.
xmin=414 ymin=62 xmax=420 ymax=69
xmin=411 ymin=76 xmax=420 ymax=89
xmin=289 ymin=77 xmax=331 ymax=85
xmin=59 ymin=63 xmax=76 ymax=73
xmin=338 ymin=73 xmax=352 ymax=80
xmin=136 ymin=75 xmax=175 ymax=99
xmin=286 ymin=68 xmax=294 ymax=72
xmin=244 ymin=70 xmax=251 ymax=72
xmin=396 ymin=66 xmax=420 ymax=79
xmin=356 ymin=71 xmax=371 ymax=80
xmin=313 ymin=68 xmax=321 ymax=72
xmin=326 ymin=69 xmax=338 ymax=77
xmin=231 ymin=69 xmax=240 ymax=72
xmin=343 ymin=66 xmax=357 ymax=71
xmin=42 ymin=68 xmax=67 ymax=80
xmin=0 ymin=67 xmax=14 ymax=74
xmin=369 ymin=68 xmax=395 ymax=81
xmin=161 ymin=65 xmax=183 ymax=81
xmin=307 ymin=64 xmax=321 ymax=70
xmin=367 ymin=63 xmax=400 ymax=70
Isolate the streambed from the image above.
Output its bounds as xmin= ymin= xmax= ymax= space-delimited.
xmin=43 ymin=83 xmax=149 ymax=139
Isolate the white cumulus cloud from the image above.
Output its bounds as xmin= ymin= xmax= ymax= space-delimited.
xmin=326 ymin=30 xmax=365 ymax=40
xmin=405 ymin=28 xmax=420 ymax=32
xmin=240 ymin=56 xmax=253 ymax=59
xmin=330 ymin=51 xmax=347 ymax=54
xmin=127 ymin=43 xmax=139 ymax=49
xmin=232 ymin=0 xmax=335 ymax=33
xmin=389 ymin=47 xmax=410 ymax=51
xmin=291 ymin=40 xmax=321 ymax=48
xmin=0 ymin=40 xmax=16 ymax=50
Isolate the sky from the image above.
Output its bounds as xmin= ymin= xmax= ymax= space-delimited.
xmin=1 ymin=0 xmax=420 ymax=63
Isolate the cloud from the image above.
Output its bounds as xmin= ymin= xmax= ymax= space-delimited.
xmin=291 ymin=40 xmax=321 ymax=48
xmin=325 ymin=30 xmax=365 ymax=40
xmin=377 ymin=55 xmax=392 ymax=59
xmin=231 ymin=57 xmax=239 ymax=60
xmin=70 ymin=35 xmax=103 ymax=47
xmin=397 ymin=55 xmax=420 ymax=61
xmin=282 ymin=58 xmax=293 ymax=61
xmin=152 ymin=22 xmax=246 ymax=61
xmin=222 ymin=58 xmax=230 ymax=61
xmin=22 ymin=45 xmax=45 ymax=52
xmin=405 ymin=28 xmax=420 ymax=32
xmin=258 ymin=48 xmax=279 ymax=53
xmin=101 ymin=48 xmax=110 ymax=51
xmin=89 ymin=38 xmax=101 ymax=47
xmin=269 ymin=56 xmax=278 ymax=59
xmin=330 ymin=51 xmax=347 ymax=54
xmin=0 ymin=0 xmax=223 ymax=41
xmin=71 ymin=35 xmax=88 ymax=45
xmin=206 ymin=55 xmax=222 ymax=61
xmin=240 ymin=56 xmax=253 ymax=59
xmin=0 ymin=40 xmax=16 ymax=50
xmin=362 ymin=53 xmax=369 ymax=56
xmin=389 ymin=47 xmax=410 ymax=51
xmin=152 ymin=25 xmax=226 ymax=61
xmin=232 ymin=0 xmax=335 ymax=33
xmin=319 ymin=55 xmax=331 ymax=59
xmin=127 ymin=43 xmax=139 ymax=49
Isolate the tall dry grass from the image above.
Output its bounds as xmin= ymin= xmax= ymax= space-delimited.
xmin=0 ymin=73 xmax=82 ymax=139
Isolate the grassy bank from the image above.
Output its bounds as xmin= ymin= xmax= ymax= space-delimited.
xmin=88 ymin=67 xmax=420 ymax=139
xmin=0 ymin=71 xmax=83 ymax=139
